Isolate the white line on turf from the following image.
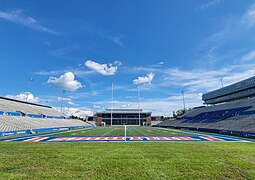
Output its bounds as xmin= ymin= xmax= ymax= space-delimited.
xmin=132 ymin=127 xmax=147 ymax=136
xmin=155 ymin=127 xmax=252 ymax=142
xmin=101 ymin=128 xmax=115 ymax=137
xmin=4 ymin=128 xmax=94 ymax=142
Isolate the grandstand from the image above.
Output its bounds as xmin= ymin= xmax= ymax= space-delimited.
xmin=157 ymin=76 xmax=255 ymax=138
xmin=0 ymin=97 xmax=92 ymax=137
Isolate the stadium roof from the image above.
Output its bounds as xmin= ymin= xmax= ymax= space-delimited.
xmin=202 ymin=76 xmax=255 ymax=104
xmin=97 ymin=109 xmax=151 ymax=114
xmin=0 ymin=96 xmax=52 ymax=108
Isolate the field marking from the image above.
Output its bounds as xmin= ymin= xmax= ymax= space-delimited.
xmin=155 ymin=127 xmax=193 ymax=134
xmin=180 ymin=129 xmax=251 ymax=141
xmin=3 ymin=128 xmax=94 ymax=142
xmin=173 ymin=128 xmax=254 ymax=142
xmin=157 ymin=127 xmax=253 ymax=142
xmin=25 ymin=137 xmax=49 ymax=142
xmin=199 ymin=136 xmax=222 ymax=141
xmin=3 ymin=127 xmax=255 ymax=143
xmin=132 ymin=127 xmax=148 ymax=136
xmin=16 ymin=136 xmax=255 ymax=142
xmin=101 ymin=128 xmax=115 ymax=137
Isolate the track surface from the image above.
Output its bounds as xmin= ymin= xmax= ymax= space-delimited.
xmin=2 ymin=126 xmax=255 ymax=142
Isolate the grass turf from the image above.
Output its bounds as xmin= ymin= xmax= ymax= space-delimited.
xmin=0 ymin=142 xmax=255 ymax=179
xmin=46 ymin=126 xmax=196 ymax=137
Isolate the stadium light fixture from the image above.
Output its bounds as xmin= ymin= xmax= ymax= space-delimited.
xmin=25 ymin=77 xmax=33 ymax=102
xmin=61 ymin=90 xmax=66 ymax=114
xmin=181 ymin=90 xmax=186 ymax=110
xmin=219 ymin=77 xmax=224 ymax=88
xmin=138 ymin=81 xmax=141 ymax=126
xmin=111 ymin=82 xmax=114 ymax=126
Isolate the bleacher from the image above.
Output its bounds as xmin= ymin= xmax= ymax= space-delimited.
xmin=180 ymin=106 xmax=251 ymax=123
xmin=0 ymin=97 xmax=93 ymax=137
xmin=157 ymin=97 xmax=255 ymax=138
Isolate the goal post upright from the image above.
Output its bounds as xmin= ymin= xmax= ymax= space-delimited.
xmin=125 ymin=125 xmax=127 ymax=142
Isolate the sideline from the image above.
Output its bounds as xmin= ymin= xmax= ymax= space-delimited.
xmin=156 ymin=127 xmax=252 ymax=141
xmin=2 ymin=128 xmax=94 ymax=142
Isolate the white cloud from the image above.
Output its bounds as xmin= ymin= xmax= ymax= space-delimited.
xmin=120 ymin=104 xmax=131 ymax=108
xmin=48 ymin=45 xmax=80 ymax=57
xmin=161 ymin=64 xmax=255 ymax=92
xmin=57 ymin=97 xmax=79 ymax=106
xmin=47 ymin=72 xmax=83 ymax=92
xmin=114 ymin=61 xmax=123 ymax=66
xmin=67 ymin=101 xmax=79 ymax=106
xmin=57 ymin=97 xmax=71 ymax=101
xmin=241 ymin=50 xmax=255 ymax=61
xmin=196 ymin=0 xmax=222 ymax=11
xmin=0 ymin=10 xmax=58 ymax=34
xmin=241 ymin=3 xmax=255 ymax=27
xmin=79 ymin=22 xmax=124 ymax=46
xmin=133 ymin=72 xmax=155 ymax=84
xmin=62 ymin=107 xmax=94 ymax=118
xmin=112 ymin=36 xmax=123 ymax=46
xmin=93 ymin=105 xmax=102 ymax=109
xmin=85 ymin=60 xmax=119 ymax=76
xmin=6 ymin=92 xmax=39 ymax=103
xmin=94 ymin=95 xmax=203 ymax=117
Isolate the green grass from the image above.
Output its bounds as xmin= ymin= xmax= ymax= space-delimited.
xmin=0 ymin=142 xmax=255 ymax=179
xmin=46 ymin=126 xmax=195 ymax=137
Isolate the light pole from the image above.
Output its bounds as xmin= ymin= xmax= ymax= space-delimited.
xmin=181 ymin=90 xmax=186 ymax=110
xmin=61 ymin=90 xmax=65 ymax=114
xmin=138 ymin=81 xmax=141 ymax=126
xmin=26 ymin=77 xmax=33 ymax=102
xmin=111 ymin=82 xmax=114 ymax=126
xmin=219 ymin=77 xmax=224 ymax=88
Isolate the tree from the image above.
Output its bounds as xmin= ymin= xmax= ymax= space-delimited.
xmin=172 ymin=111 xmax=177 ymax=118
xmin=174 ymin=108 xmax=193 ymax=118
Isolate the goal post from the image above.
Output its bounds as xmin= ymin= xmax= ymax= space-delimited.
xmin=124 ymin=125 xmax=127 ymax=142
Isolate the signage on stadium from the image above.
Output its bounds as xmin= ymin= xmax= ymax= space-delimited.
xmin=202 ymin=76 xmax=255 ymax=104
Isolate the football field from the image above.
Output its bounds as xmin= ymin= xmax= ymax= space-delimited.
xmin=2 ymin=126 xmax=255 ymax=142
xmin=1 ymin=126 xmax=255 ymax=179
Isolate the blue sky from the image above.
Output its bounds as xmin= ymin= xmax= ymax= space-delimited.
xmin=1 ymin=0 xmax=255 ymax=117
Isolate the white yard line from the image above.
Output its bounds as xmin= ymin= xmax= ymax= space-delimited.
xmin=155 ymin=127 xmax=252 ymax=141
xmin=4 ymin=128 xmax=93 ymax=141
xmin=101 ymin=128 xmax=115 ymax=137
xmin=155 ymin=127 xmax=191 ymax=134
xmin=132 ymin=127 xmax=147 ymax=136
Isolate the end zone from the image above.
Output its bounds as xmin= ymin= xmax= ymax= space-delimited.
xmin=8 ymin=136 xmax=255 ymax=142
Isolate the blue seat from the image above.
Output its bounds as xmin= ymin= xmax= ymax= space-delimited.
xmin=6 ymin=112 xmax=21 ymax=116
xmin=180 ymin=106 xmax=252 ymax=123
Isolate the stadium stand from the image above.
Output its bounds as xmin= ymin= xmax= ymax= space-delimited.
xmin=157 ymin=76 xmax=255 ymax=139
xmin=158 ymin=98 xmax=255 ymax=138
xmin=151 ymin=121 xmax=163 ymax=126
xmin=0 ymin=97 xmax=93 ymax=137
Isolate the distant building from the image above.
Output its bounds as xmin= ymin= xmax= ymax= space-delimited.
xmin=151 ymin=116 xmax=163 ymax=121
xmin=95 ymin=109 xmax=152 ymax=126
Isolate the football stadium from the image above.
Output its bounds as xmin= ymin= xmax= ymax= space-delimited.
xmin=1 ymin=1 xmax=255 ymax=179
xmin=1 ymin=75 xmax=255 ymax=179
